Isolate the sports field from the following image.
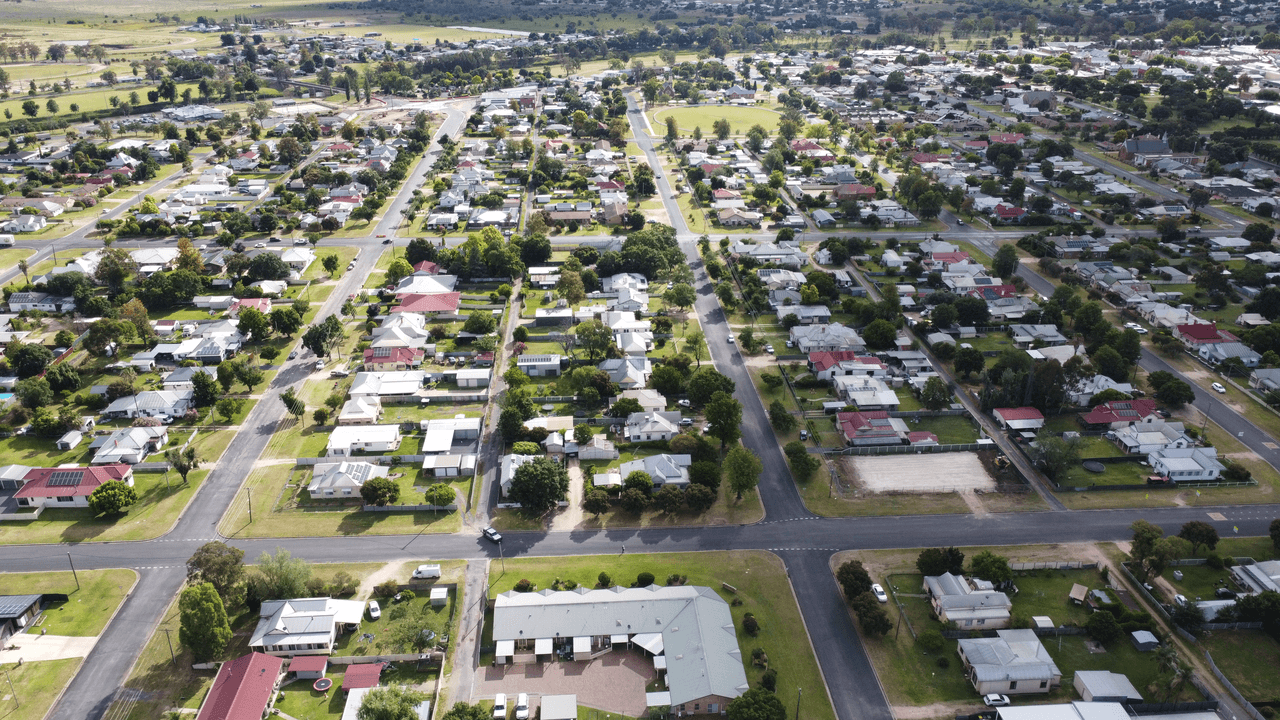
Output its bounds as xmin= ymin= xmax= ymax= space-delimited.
xmin=652 ymin=104 xmax=781 ymax=134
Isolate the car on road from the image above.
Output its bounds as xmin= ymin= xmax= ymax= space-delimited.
xmin=1134 ymin=327 xmax=1148 ymax=334
xmin=799 ymin=429 xmax=808 ymax=440
xmin=1212 ymin=382 xmax=1226 ymax=394
xmin=872 ymin=584 xmax=888 ymax=603
xmin=383 ymin=238 xmax=393 ymax=244
xmin=483 ymin=526 xmax=502 ymax=543
xmin=269 ymin=236 xmax=281 ymax=242
xmin=367 ymin=600 xmax=381 ymax=620
xmin=515 ymin=694 xmax=529 ymax=720
xmin=983 ymin=695 xmax=1010 ymax=707
xmin=493 ymin=694 xmax=507 ymax=719
xmin=727 ymin=333 xmax=735 ymax=344
xmin=1124 ymin=322 xmax=1141 ymax=330
xmin=294 ymin=238 xmax=309 ymax=245
xmin=288 ymin=350 xmax=298 ymax=360
xmin=377 ymin=234 xmax=387 ymax=238
xmin=254 ymin=242 xmax=266 ymax=248
xmin=956 ymin=219 xmax=964 ymax=225
xmin=331 ymin=369 xmax=350 ymax=378
xmin=315 ymin=360 xmax=325 ymax=371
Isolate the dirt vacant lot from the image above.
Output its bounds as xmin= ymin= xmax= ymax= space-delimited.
xmin=851 ymin=453 xmax=996 ymax=493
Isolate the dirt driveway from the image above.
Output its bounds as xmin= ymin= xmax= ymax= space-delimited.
xmin=852 ymin=453 xmax=996 ymax=493
xmin=474 ymin=647 xmax=653 ymax=717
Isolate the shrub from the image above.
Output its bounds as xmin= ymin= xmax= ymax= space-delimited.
xmin=512 ymin=441 xmax=541 ymax=455
xmin=743 ymin=612 xmax=759 ymax=635
xmin=636 ymin=572 xmax=655 ymax=587
xmin=666 ymin=574 xmax=687 ymax=586
xmin=374 ymin=580 xmax=400 ymax=598
xmin=760 ymin=668 xmax=777 ymax=691
xmin=514 ymin=578 xmax=535 ymax=592
xmin=935 ymin=656 xmax=950 ymax=669
xmin=398 ymin=590 xmax=416 ymax=601
xmin=1206 ymin=553 xmax=1224 ymax=570
xmin=918 ymin=629 xmax=945 ymax=652
xmin=597 ymin=571 xmax=612 ymax=587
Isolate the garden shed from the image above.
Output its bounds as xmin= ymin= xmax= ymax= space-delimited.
xmin=1130 ymin=630 xmax=1159 ymax=652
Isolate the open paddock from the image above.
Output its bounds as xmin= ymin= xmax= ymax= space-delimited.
xmin=847 ymin=452 xmax=996 ymax=493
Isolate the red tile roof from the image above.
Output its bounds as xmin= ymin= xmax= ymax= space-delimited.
xmin=808 ymin=351 xmax=886 ymax=373
xmin=908 ymin=431 xmax=939 ymax=444
xmin=836 ymin=183 xmax=877 ymax=197
xmin=231 ymin=298 xmax=271 ymax=314
xmin=196 ymin=652 xmax=283 ymax=720
xmin=994 ymin=204 xmax=1026 ymax=219
xmin=990 ymin=133 xmax=1025 ymax=144
xmin=363 ymin=346 xmax=424 ymax=365
xmin=392 ymin=292 xmax=462 ymax=314
xmin=596 ymin=181 xmax=624 ymax=191
xmin=836 ymin=410 xmax=898 ymax=440
xmin=341 ymin=663 xmax=382 ymax=691
xmin=963 ymin=140 xmax=989 ymax=149
xmin=1079 ymin=398 xmax=1157 ymax=426
xmin=994 ymin=407 xmax=1044 ymax=422
xmin=288 ymin=655 xmax=328 ymax=674
xmin=14 ymin=465 xmax=132 ymax=499
xmin=929 ymin=251 xmax=971 ymax=265
xmin=712 ymin=188 xmax=740 ymax=199
xmin=1176 ymin=324 xmax=1233 ymax=343
xmin=412 ymin=261 xmax=440 ymax=275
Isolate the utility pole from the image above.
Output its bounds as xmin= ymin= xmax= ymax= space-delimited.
xmin=67 ymin=552 xmax=79 ymax=591
xmin=162 ymin=628 xmax=176 ymax=666
xmin=498 ymin=539 xmax=505 ymax=573
xmin=4 ymin=667 xmax=17 ymax=708
xmin=795 ymin=687 xmax=802 ymax=720
xmin=246 ymin=488 xmax=253 ymax=523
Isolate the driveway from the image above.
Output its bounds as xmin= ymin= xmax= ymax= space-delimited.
xmin=475 ymin=647 xmax=653 ymax=717
xmin=0 ymin=632 xmax=98 ymax=663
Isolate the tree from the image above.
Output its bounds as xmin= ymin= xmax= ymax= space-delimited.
xmin=508 ymin=457 xmax=570 ymax=514
xmin=784 ymin=441 xmax=820 ymax=481
xmin=1155 ymin=378 xmax=1195 ymax=408
xmin=441 ymin=703 xmax=491 ymax=720
xmin=303 ymin=315 xmax=345 ymax=358
xmin=769 ymin=400 xmax=797 ymax=432
xmin=624 ymin=471 xmax=654 ymax=494
xmin=269 ymin=307 xmax=303 ymax=337
xmin=654 ymin=485 xmax=685 ymax=514
xmin=705 ymin=391 xmax=743 ymax=446
xmin=954 ymin=346 xmax=986 ymax=379
xmin=687 ymin=366 xmax=734 ymax=405
xmin=969 ymin=550 xmax=1012 ymax=584
xmin=664 ymin=282 xmax=696 ymax=311
xmin=1178 ymin=521 xmax=1219 ymax=554
xmin=179 ymin=582 xmax=232 ymax=662
xmin=186 ymin=541 xmax=245 ymax=605
xmin=993 ymin=244 xmax=1019 ymax=279
xmin=862 ymin=319 xmax=897 ymax=350
xmin=1243 ymin=222 xmax=1276 ymax=245
xmin=357 ymin=686 xmax=431 ymax=720
xmin=251 ymin=548 xmax=312 ymax=601
xmin=216 ymin=397 xmax=244 ymax=424
xmin=361 ymin=477 xmax=400 ymax=506
xmin=575 ymin=320 xmax=613 ymax=361
xmin=190 ymin=370 xmax=220 ymax=407
xmin=1085 ymin=608 xmax=1122 ymax=644
xmin=87 ymin=480 xmax=137 ymax=516
xmin=620 ymin=488 xmax=650 ymax=514
xmin=836 ymin=560 xmax=873 ymax=598
xmin=9 ymin=342 xmax=54 ymax=379
xmin=609 ymin=398 xmax=645 ymax=418
xmin=15 ymin=377 xmax=52 ymax=409
xmin=916 ymin=547 xmax=965 ymax=576
xmin=724 ymin=445 xmax=762 ymax=499
xmin=583 ymin=489 xmax=610 ymax=517
xmin=165 ymin=447 xmax=200 ymax=484
xmin=1029 ymin=428 xmax=1082 ymax=480
xmin=323 ymin=254 xmax=341 ymax=277
xmin=920 ymin=376 xmax=951 ymax=411
xmin=45 ymin=363 xmax=80 ymax=393
xmin=685 ymin=483 xmax=716 ymax=513
xmin=726 ymin=688 xmax=786 ymax=720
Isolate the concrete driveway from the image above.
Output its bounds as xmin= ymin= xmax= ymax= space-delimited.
xmin=0 ymin=632 xmax=98 ymax=663
xmin=476 ymin=647 xmax=653 ymax=717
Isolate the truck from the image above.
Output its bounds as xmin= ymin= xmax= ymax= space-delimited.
xmin=0 ymin=234 xmax=14 ymax=247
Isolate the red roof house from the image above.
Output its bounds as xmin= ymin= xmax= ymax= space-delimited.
xmin=993 ymin=407 xmax=1045 ymax=431
xmin=341 ymin=663 xmax=383 ymax=693
xmin=989 ymin=133 xmax=1026 ymax=145
xmin=808 ymin=351 xmax=887 ymax=379
xmin=14 ymin=465 xmax=134 ymax=509
xmin=963 ymin=140 xmax=989 ymax=150
xmin=392 ymin=292 xmax=462 ymax=315
xmin=288 ymin=655 xmax=328 ymax=677
xmin=835 ymin=183 xmax=877 ymax=200
xmin=412 ymin=260 xmax=440 ymax=275
xmin=908 ymin=431 xmax=939 ymax=445
xmin=712 ymin=188 xmax=741 ymax=200
xmin=1079 ymin=398 xmax=1158 ymax=428
xmin=362 ymin=346 xmax=425 ymax=371
xmin=229 ymin=298 xmax=271 ymax=317
xmin=926 ymin=251 xmax=972 ymax=270
xmin=1174 ymin=324 xmax=1236 ymax=347
xmin=836 ymin=410 xmax=906 ymax=445
xmin=993 ymin=204 xmax=1027 ymax=223
xmin=195 ymin=652 xmax=284 ymax=720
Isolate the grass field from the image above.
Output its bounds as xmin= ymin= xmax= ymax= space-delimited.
xmin=0 ymin=658 xmax=81 ymax=720
xmin=1198 ymin=630 xmax=1280 ymax=704
xmin=651 ymin=105 xmax=781 ymax=135
xmin=0 ymin=247 xmax=35 ymax=275
xmin=0 ymin=569 xmax=136 ymax=636
xmin=487 ymin=551 xmax=836 ymax=720
xmin=304 ymin=246 xmax=360 ymax=281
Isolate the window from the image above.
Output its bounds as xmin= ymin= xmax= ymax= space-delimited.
xmin=56 ymin=496 xmax=74 ymax=503
xmin=1039 ymin=681 xmax=1047 ymax=689
xmin=1009 ymin=681 xmax=1017 ymax=690
xmin=694 ymin=706 xmax=699 ymax=711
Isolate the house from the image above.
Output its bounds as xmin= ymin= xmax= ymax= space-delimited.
xmin=102 ymin=390 xmax=193 ymax=420
xmin=789 ymin=324 xmax=865 ymax=353
xmin=248 ymin=598 xmax=366 ymax=656
xmin=349 ymin=371 xmax=426 ymax=402
xmin=777 ymin=306 xmax=832 ymax=326
xmin=338 ymin=397 xmax=382 ymax=425
xmin=194 ymin=652 xmax=284 ymax=720
xmin=499 ymin=454 xmax=539 ymax=496
xmin=1198 ymin=342 xmax=1261 ymax=368
xmin=421 ymin=454 xmax=477 ymax=478
xmin=362 ymin=346 xmax=424 ymax=371
xmin=1119 ymin=135 xmax=1170 ymax=163
xmin=1 ymin=215 xmax=46 ymax=233
xmin=836 ymin=411 xmax=910 ymax=446
xmin=957 ymin=629 xmax=1061 ymax=695
xmin=517 ymin=354 xmax=562 ymax=378
xmin=613 ymin=389 xmax=666 ymax=414
xmin=56 ymin=431 xmax=82 ymax=451
xmin=617 ymin=454 xmax=691 ymax=488
xmin=325 ymin=425 xmax=402 ymax=457
xmin=1173 ymin=324 xmax=1236 ymax=349
xmin=993 ymin=407 xmax=1044 ymax=432
xmin=1113 ymin=418 xmax=1192 ymax=455
xmin=1079 ymin=399 xmax=1158 ymax=429
xmin=1232 ymin=559 xmax=1280 ymax=594
xmin=1148 ymin=447 xmax=1224 ymax=482
xmin=419 ymin=417 xmax=482 ymax=454
xmin=8 ymin=291 xmax=76 ymax=313
xmin=307 ymin=462 xmax=388 ymax=499
xmin=599 ymin=357 xmax=651 ymax=389
xmin=1249 ymin=368 xmax=1280 ymax=393
xmin=1073 ymin=671 xmax=1142 ymax=703
xmin=923 ymin=572 xmax=1013 ymax=629
xmin=833 ymin=376 xmax=899 ymax=409
xmin=577 ymin=435 xmax=618 ymax=461
xmin=162 ymin=366 xmax=219 ymax=391
xmin=0 ymin=595 xmax=44 ymax=642
xmin=808 ymin=352 xmax=888 ymax=382
xmin=393 ymin=293 xmax=462 ymax=315
xmin=89 ymin=427 xmax=168 ymax=464
xmin=718 ymin=208 xmax=763 ymax=227
xmin=288 ymin=655 xmax=328 ymax=680
xmin=13 ymin=465 xmax=134 ymax=510
xmin=1008 ymin=324 xmax=1068 ymax=348
xmin=491 ymin=586 xmax=748 ymax=712
xmin=623 ymin=411 xmax=682 ymax=442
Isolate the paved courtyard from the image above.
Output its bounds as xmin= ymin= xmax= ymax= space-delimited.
xmin=475 ymin=646 xmax=655 ymax=717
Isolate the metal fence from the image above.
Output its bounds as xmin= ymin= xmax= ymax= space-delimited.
xmin=825 ymin=442 xmax=981 ymax=456
xmin=1010 ymin=561 xmax=1099 ymax=571
xmin=363 ymin=504 xmax=458 ymax=512
xmin=297 ymin=455 xmax=429 ymax=466
xmin=1204 ymin=650 xmax=1268 ymax=720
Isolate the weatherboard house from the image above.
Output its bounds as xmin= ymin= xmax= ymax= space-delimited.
xmin=492 ymin=585 xmax=749 ymax=714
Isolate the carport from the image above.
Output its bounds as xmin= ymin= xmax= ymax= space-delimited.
xmin=495 ymin=640 xmax=515 ymax=664
xmin=535 ymin=638 xmax=553 ymax=659
xmin=572 ymin=636 xmax=591 ymax=659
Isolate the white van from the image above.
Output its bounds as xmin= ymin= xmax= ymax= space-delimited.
xmin=412 ymin=564 xmax=442 ymax=579
xmin=0 ymin=234 xmax=14 ymax=247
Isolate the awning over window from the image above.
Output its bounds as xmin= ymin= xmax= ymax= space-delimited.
xmin=645 ymin=692 xmax=671 ymax=707
xmin=535 ymin=638 xmax=552 ymax=655
xmin=573 ymin=636 xmax=591 ymax=654
xmin=495 ymin=640 xmax=515 ymax=657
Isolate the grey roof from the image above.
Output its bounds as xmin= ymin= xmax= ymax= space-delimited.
xmin=163 ymin=366 xmax=218 ymax=384
xmin=492 ymin=585 xmax=748 ymax=706
xmin=0 ymin=595 xmax=41 ymax=620
xmin=959 ymin=629 xmax=1061 ymax=683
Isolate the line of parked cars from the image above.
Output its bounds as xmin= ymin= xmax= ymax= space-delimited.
xmin=493 ymin=693 xmax=529 ymax=720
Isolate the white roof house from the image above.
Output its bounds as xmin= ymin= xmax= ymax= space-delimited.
xmin=789 ymin=323 xmax=865 ymax=353
xmin=307 ymin=462 xmax=389 ymax=498
xmin=617 ymin=454 xmax=692 ymax=488
xmin=613 ymin=389 xmax=666 ymax=414
xmin=349 ymin=371 xmax=425 ymax=400
xmin=1148 ymin=447 xmax=1224 ymax=482
xmin=499 ymin=454 xmax=540 ymax=496
xmin=957 ymin=629 xmax=1061 ymax=695
xmin=923 ymin=572 xmax=1012 ymax=628
xmin=623 ymin=411 xmax=682 ymax=442
xmin=248 ymin=597 xmax=366 ymax=656
xmin=338 ymin=397 xmax=382 ymax=425
xmin=102 ymin=389 xmax=193 ymax=419
xmin=325 ymin=425 xmax=402 ymax=457
xmin=89 ymin=427 xmax=168 ymax=465
xmin=491 ymin=586 xmax=749 ymax=709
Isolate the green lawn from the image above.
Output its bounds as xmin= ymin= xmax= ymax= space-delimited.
xmin=0 ymin=569 xmax=136 ymax=636
xmin=332 ymin=590 xmax=454 ymax=656
xmin=487 ymin=551 xmax=835 ymax=720
xmin=0 ymin=434 xmax=98 ymax=468
xmin=651 ymin=105 xmax=781 ymax=134
xmin=277 ymin=664 xmax=437 ymax=720
xmin=0 ymin=247 xmax=35 ymax=274
xmin=0 ymin=469 xmax=208 ymax=545
xmin=1198 ymin=630 xmax=1280 ymax=704
xmin=218 ymin=464 xmax=465 ymax=538
xmin=305 ymin=246 xmax=360 ymax=281
xmin=0 ymin=659 xmax=82 ymax=720
xmin=1057 ymin=459 xmax=1152 ymax=488
xmin=911 ymin=415 xmax=980 ymax=444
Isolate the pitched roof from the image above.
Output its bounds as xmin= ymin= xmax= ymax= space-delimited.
xmin=1079 ymin=398 xmax=1157 ymax=426
xmin=14 ymin=464 xmax=132 ymax=498
xmin=995 ymin=407 xmax=1044 ymax=421
xmin=363 ymin=346 xmax=424 ymax=364
xmin=809 ymin=351 xmax=885 ymax=372
xmin=341 ymin=662 xmax=383 ymax=691
xmin=393 ymin=292 xmax=461 ymax=314
xmin=196 ymin=652 xmax=284 ymax=720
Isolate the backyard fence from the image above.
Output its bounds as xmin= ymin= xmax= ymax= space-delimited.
xmin=939 ymin=626 xmax=1087 ymax=640
xmin=1204 ymin=649 xmax=1268 ymax=720
xmin=296 ymin=455 xmax=429 ymax=466
xmin=1010 ymin=561 xmax=1098 ymax=571
xmin=531 ymin=396 xmax=577 ymax=403
xmin=363 ymin=504 xmax=458 ymax=512
xmin=325 ymin=653 xmax=444 ymax=666
xmin=824 ymin=443 xmax=981 ymax=456
xmin=1119 ymin=561 xmax=1172 ymax=622
xmin=889 ymin=408 xmax=971 ymax=418
xmin=1128 ymin=701 xmax=1220 ymax=715
xmin=134 ymin=462 xmax=171 ymax=471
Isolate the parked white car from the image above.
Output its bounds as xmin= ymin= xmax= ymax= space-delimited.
xmin=515 ymin=694 xmax=530 ymax=720
xmin=493 ymin=694 xmax=507 ymax=719
xmin=367 ymin=600 xmax=381 ymax=620
xmin=872 ymin=584 xmax=888 ymax=603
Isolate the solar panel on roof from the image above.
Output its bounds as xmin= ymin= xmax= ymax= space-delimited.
xmin=47 ymin=470 xmax=83 ymax=487
xmin=374 ymin=346 xmax=390 ymax=357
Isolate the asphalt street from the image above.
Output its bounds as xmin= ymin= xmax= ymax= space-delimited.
xmin=7 ymin=93 xmax=1280 ymax=720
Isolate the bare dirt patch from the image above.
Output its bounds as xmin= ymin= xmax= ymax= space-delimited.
xmin=852 ymin=453 xmax=996 ymax=493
